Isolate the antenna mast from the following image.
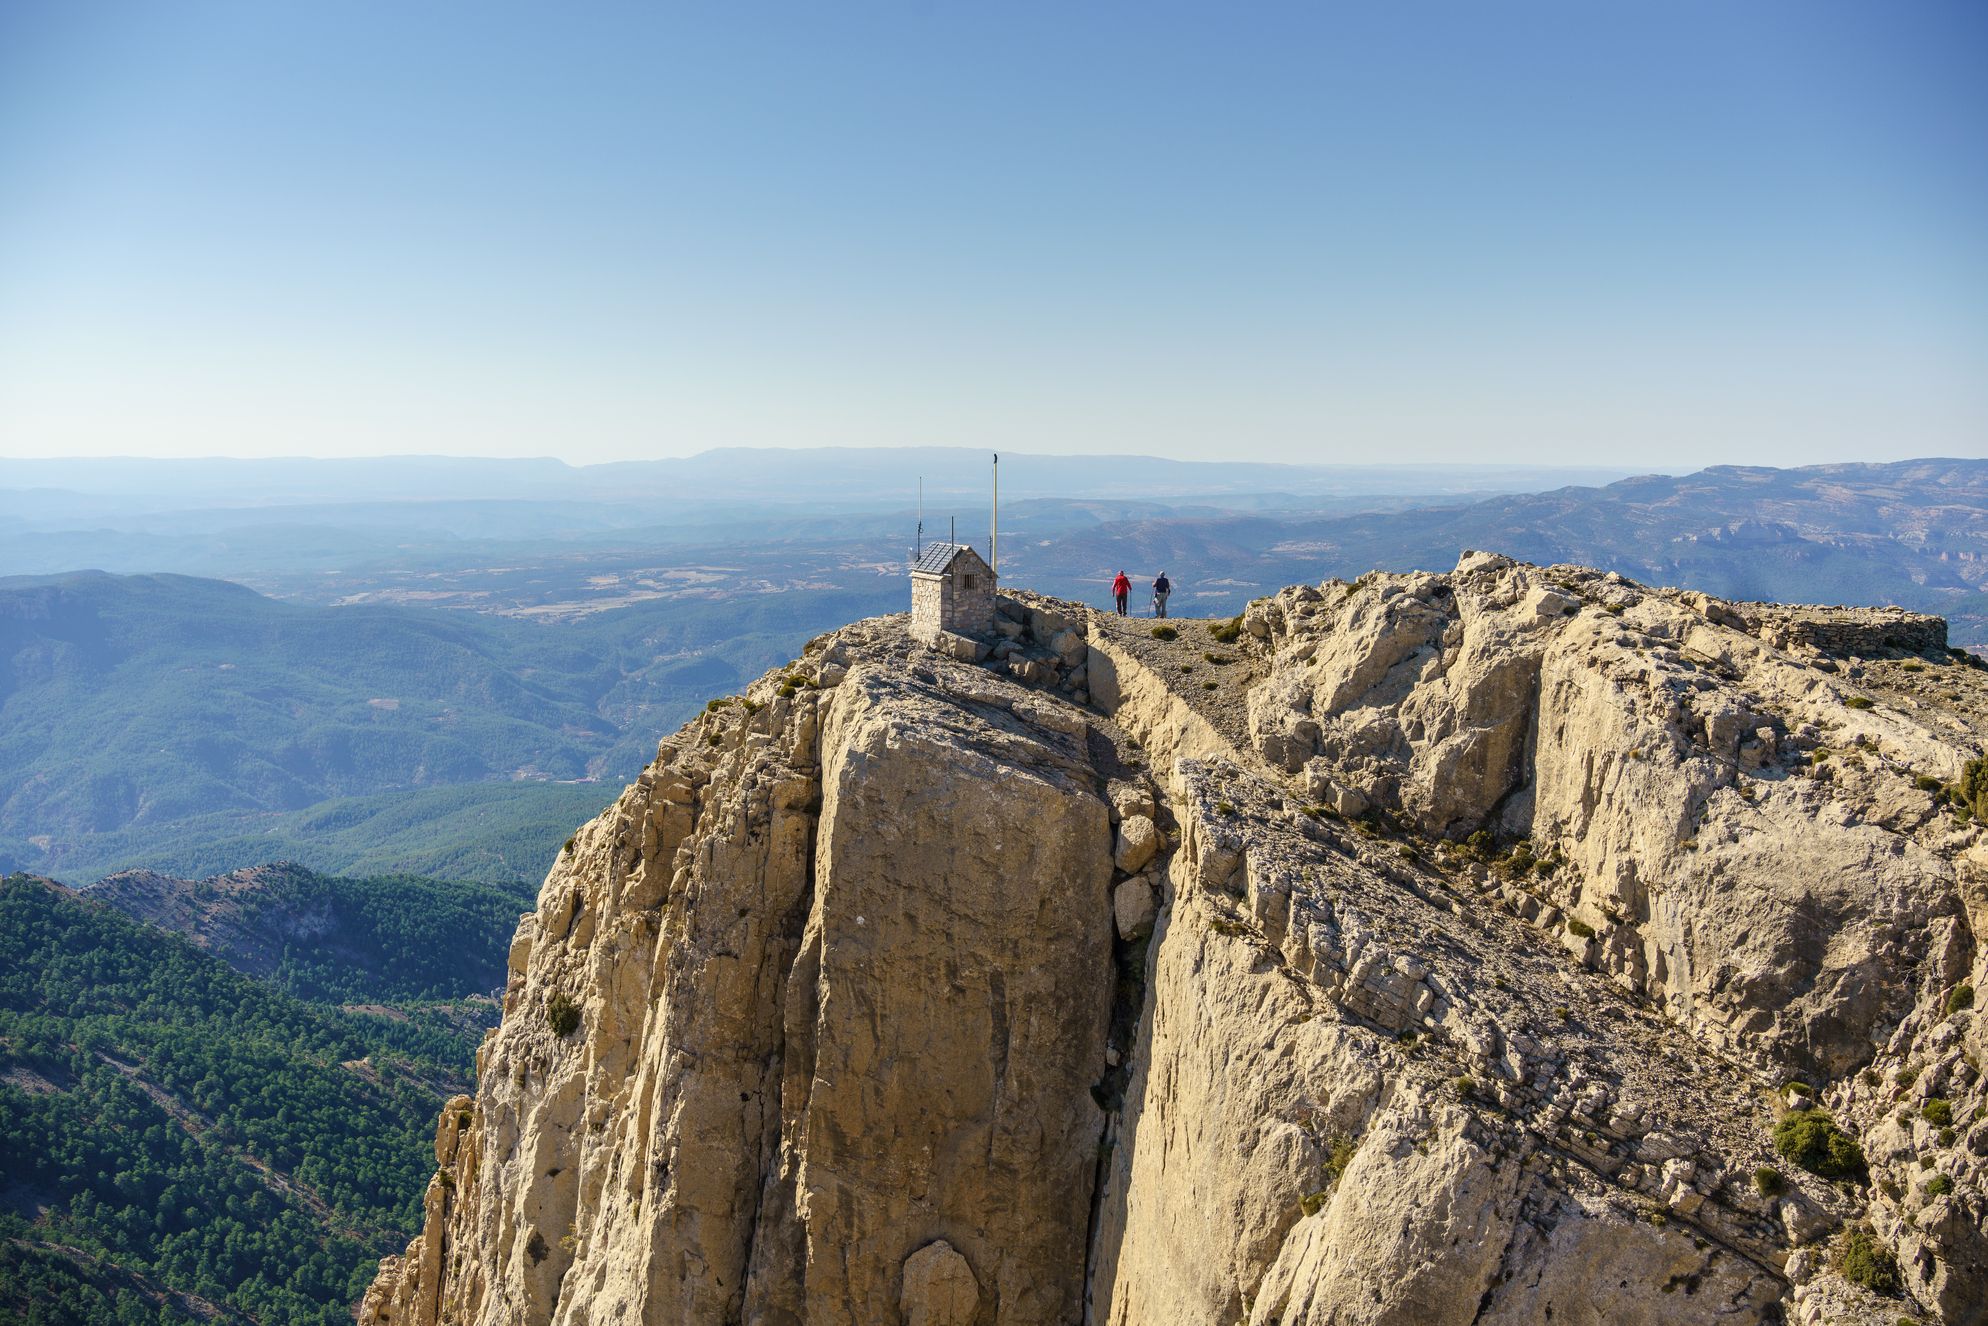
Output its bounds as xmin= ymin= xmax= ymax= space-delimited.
xmin=991 ymin=453 xmax=999 ymax=580
xmin=916 ymin=477 xmax=923 ymax=557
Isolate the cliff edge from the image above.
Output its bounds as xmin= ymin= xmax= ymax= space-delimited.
xmin=363 ymin=553 xmax=1988 ymax=1325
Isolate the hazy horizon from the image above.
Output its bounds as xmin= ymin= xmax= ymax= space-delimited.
xmin=4 ymin=2 xmax=1985 ymax=469
xmin=2 ymin=444 xmax=1656 ymax=471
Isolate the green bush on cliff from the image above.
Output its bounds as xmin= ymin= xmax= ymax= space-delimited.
xmin=547 ymin=991 xmax=581 ymax=1038
xmin=1961 ymin=755 xmax=1988 ymax=821
xmin=1773 ymin=1109 xmax=1866 ymax=1180
xmin=1835 ymin=1228 xmax=1901 ymax=1295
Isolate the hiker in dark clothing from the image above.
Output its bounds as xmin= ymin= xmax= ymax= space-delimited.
xmin=1152 ymin=572 xmax=1172 ymax=618
xmin=1111 ymin=571 xmax=1131 ymax=615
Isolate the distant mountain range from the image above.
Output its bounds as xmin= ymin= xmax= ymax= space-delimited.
xmin=2 ymin=447 xmax=1636 ymax=510
xmin=0 ymin=449 xmax=1635 ymax=582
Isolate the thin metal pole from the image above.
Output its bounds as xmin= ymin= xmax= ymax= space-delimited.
xmin=991 ymin=453 xmax=999 ymax=580
xmin=916 ymin=477 xmax=923 ymax=557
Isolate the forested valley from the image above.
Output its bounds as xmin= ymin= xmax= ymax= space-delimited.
xmin=0 ymin=870 xmax=518 ymax=1324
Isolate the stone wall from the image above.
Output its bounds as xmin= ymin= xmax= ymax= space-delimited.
xmin=910 ymin=561 xmax=995 ymax=643
xmin=910 ymin=575 xmax=947 ymax=642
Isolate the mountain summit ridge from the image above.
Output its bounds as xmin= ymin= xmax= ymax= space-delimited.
xmin=364 ymin=552 xmax=1988 ymax=1325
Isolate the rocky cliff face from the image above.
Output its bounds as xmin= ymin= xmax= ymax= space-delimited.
xmin=78 ymin=864 xmax=347 ymax=977
xmin=364 ymin=555 xmax=1988 ymax=1326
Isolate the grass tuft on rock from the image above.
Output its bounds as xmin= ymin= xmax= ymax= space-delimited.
xmin=1323 ymin=1134 xmax=1357 ymax=1181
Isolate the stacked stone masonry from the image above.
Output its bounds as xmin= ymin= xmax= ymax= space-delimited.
xmin=909 ymin=543 xmax=996 ymax=644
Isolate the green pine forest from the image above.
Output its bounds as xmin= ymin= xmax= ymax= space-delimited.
xmin=0 ymin=873 xmax=518 ymax=1325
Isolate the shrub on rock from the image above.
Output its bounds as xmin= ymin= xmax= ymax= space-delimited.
xmin=1773 ymin=1109 xmax=1865 ymax=1180
xmin=1834 ymin=1228 xmax=1900 ymax=1295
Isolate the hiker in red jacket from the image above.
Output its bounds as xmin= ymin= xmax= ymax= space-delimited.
xmin=1111 ymin=570 xmax=1131 ymax=615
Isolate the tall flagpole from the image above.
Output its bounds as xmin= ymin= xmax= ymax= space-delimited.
xmin=991 ymin=453 xmax=999 ymax=580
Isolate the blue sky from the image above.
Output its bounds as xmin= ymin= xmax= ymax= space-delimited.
xmin=1 ymin=1 xmax=1982 ymax=467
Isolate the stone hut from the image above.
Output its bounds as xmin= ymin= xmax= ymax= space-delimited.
xmin=909 ymin=542 xmax=995 ymax=644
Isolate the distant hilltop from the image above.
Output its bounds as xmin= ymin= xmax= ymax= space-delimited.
xmin=364 ymin=551 xmax=1988 ymax=1326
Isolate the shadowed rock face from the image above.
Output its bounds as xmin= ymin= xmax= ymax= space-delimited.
xmin=365 ymin=559 xmax=1988 ymax=1326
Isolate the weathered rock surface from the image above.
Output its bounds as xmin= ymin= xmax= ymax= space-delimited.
xmin=361 ymin=614 xmax=1123 ymax=1326
xmin=1112 ymin=876 xmax=1156 ymax=941
xmin=900 ymin=1240 xmax=979 ymax=1326
xmin=366 ymin=559 xmax=1988 ymax=1325
xmin=1242 ymin=556 xmax=1967 ymax=1081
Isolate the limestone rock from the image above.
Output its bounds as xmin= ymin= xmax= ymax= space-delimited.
xmin=365 ymin=566 xmax=1988 ymax=1326
xmin=1247 ymin=1092 xmax=1527 ymax=1325
xmin=363 ymin=619 xmax=1113 ymax=1326
xmin=1521 ymin=583 xmax=1580 ymax=621
xmin=1243 ymin=553 xmax=1970 ymax=1080
xmin=900 ymin=1240 xmax=979 ymax=1326
xmin=1116 ymin=814 xmax=1159 ymax=873
xmin=1050 ymin=628 xmax=1089 ymax=667
xmin=1114 ymin=876 xmax=1157 ymax=940
xmin=1109 ymin=780 xmax=1157 ymax=823
xmin=932 ymin=629 xmax=989 ymax=661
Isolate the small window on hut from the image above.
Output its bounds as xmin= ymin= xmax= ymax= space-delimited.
xmin=962 ymin=574 xmax=977 ymax=590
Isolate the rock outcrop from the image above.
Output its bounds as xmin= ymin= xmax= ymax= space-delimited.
xmin=78 ymin=863 xmax=354 ymax=980
xmin=365 ymin=556 xmax=1988 ymax=1326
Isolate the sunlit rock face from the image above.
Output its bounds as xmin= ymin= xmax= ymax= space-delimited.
xmin=365 ymin=561 xmax=1988 ymax=1326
